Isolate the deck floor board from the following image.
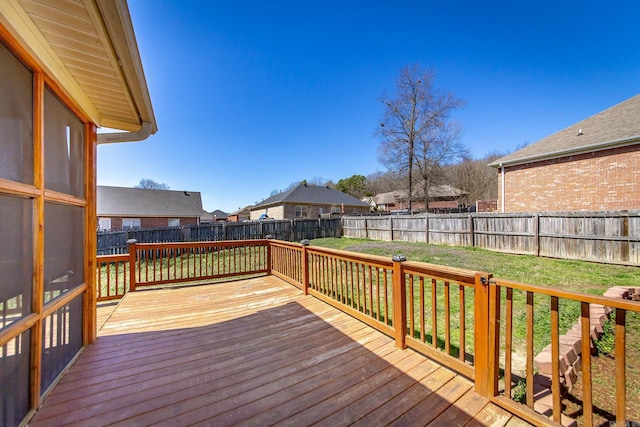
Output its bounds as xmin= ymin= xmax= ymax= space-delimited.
xmin=30 ymin=276 xmax=530 ymax=426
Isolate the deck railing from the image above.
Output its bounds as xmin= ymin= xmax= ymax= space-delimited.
xmin=488 ymin=278 xmax=640 ymax=426
xmin=95 ymin=238 xmax=640 ymax=426
xmin=96 ymin=254 xmax=130 ymax=301
xmin=96 ymin=240 xmax=270 ymax=299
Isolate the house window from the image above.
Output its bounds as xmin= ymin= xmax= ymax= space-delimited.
xmin=168 ymin=218 xmax=180 ymax=227
xmin=98 ymin=218 xmax=111 ymax=230
xmin=122 ymin=218 xmax=141 ymax=229
xmin=295 ymin=205 xmax=307 ymax=218
xmin=331 ymin=206 xmax=342 ymax=214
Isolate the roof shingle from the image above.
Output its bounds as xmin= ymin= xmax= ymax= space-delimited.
xmin=97 ymin=186 xmax=203 ymax=217
xmin=490 ymin=94 xmax=640 ymax=167
xmin=252 ymin=183 xmax=370 ymax=209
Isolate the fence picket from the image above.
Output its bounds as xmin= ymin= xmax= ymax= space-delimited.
xmin=97 ymin=218 xmax=342 ymax=255
xmin=343 ymin=210 xmax=640 ymax=266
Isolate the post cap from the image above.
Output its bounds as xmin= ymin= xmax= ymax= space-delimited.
xmin=300 ymin=239 xmax=310 ymax=246
xmin=126 ymin=239 xmax=137 ymax=245
xmin=265 ymin=234 xmax=273 ymax=239
xmin=392 ymin=254 xmax=406 ymax=262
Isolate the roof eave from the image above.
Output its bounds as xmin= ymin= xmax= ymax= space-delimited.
xmin=0 ymin=0 xmax=157 ymax=143
xmin=95 ymin=0 xmax=157 ymax=143
xmin=489 ymin=135 xmax=640 ymax=168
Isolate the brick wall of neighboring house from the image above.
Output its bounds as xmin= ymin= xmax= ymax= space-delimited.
xmin=250 ymin=205 xmax=285 ymax=220
xmin=427 ymin=200 xmax=458 ymax=209
xmin=140 ymin=217 xmax=198 ymax=228
xmin=251 ymin=204 xmax=369 ymax=220
xmin=378 ymin=201 xmax=428 ymax=212
xmin=498 ymin=144 xmax=640 ymax=212
xmin=103 ymin=216 xmax=199 ymax=230
xmin=283 ymin=203 xmax=370 ymax=219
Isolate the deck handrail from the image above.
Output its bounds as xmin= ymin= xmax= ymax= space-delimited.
xmin=95 ymin=238 xmax=640 ymax=426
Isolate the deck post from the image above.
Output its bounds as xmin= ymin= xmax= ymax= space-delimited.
xmin=265 ymin=237 xmax=272 ymax=275
xmin=392 ymin=255 xmax=407 ymax=349
xmin=474 ymin=272 xmax=496 ymax=397
xmin=301 ymin=239 xmax=310 ymax=295
xmin=128 ymin=239 xmax=137 ymax=292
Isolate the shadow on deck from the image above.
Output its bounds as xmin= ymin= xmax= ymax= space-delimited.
xmin=30 ymin=276 xmax=530 ymax=426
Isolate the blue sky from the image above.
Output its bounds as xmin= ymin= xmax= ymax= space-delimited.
xmin=97 ymin=1 xmax=640 ymax=213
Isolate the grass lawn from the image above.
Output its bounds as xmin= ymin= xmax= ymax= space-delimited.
xmin=310 ymin=237 xmax=640 ymax=293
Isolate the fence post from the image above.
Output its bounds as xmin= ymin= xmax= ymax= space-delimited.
xmin=425 ymin=214 xmax=429 ymax=244
xmin=390 ymin=217 xmax=394 ymax=241
xmin=533 ymin=213 xmax=540 ymax=257
xmin=364 ymin=216 xmax=368 ymax=239
xmin=468 ymin=213 xmax=475 ymax=247
xmin=265 ymin=236 xmax=272 ymax=275
xmin=127 ymin=239 xmax=137 ymax=292
xmin=621 ymin=210 xmax=629 ymax=262
xmin=301 ymin=239 xmax=310 ymax=295
xmin=290 ymin=219 xmax=294 ymax=242
xmin=474 ymin=272 xmax=498 ymax=397
xmin=392 ymin=254 xmax=407 ymax=349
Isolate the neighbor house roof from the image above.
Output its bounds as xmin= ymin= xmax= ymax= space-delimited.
xmin=211 ymin=209 xmax=228 ymax=220
xmin=231 ymin=206 xmax=252 ymax=216
xmin=373 ymin=185 xmax=467 ymax=205
xmin=489 ymin=94 xmax=640 ymax=167
xmin=0 ymin=0 xmax=157 ymax=141
xmin=98 ymin=186 xmax=203 ymax=217
xmin=252 ymin=183 xmax=370 ymax=210
xmin=374 ymin=190 xmax=407 ymax=205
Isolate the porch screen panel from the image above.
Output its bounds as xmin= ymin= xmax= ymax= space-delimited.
xmin=43 ymin=88 xmax=84 ymax=198
xmin=0 ymin=41 xmax=33 ymax=184
xmin=0 ymin=195 xmax=33 ymax=330
xmin=43 ymin=202 xmax=84 ymax=303
xmin=40 ymin=297 xmax=82 ymax=393
xmin=0 ymin=329 xmax=31 ymax=427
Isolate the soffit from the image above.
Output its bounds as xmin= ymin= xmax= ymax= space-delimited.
xmin=0 ymin=0 xmax=155 ymax=133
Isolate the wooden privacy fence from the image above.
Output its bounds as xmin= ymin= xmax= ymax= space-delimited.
xmin=343 ymin=210 xmax=640 ymax=265
xmin=96 ymin=239 xmax=640 ymax=426
xmin=97 ymin=218 xmax=342 ymax=255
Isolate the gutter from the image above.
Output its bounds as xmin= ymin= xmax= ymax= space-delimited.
xmin=95 ymin=0 xmax=157 ymax=144
xmin=97 ymin=121 xmax=153 ymax=144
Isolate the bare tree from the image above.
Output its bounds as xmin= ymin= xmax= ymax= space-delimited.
xmin=377 ymin=65 xmax=465 ymax=210
xmin=446 ymin=152 xmax=503 ymax=206
xmin=365 ymin=171 xmax=405 ymax=196
xmin=135 ymin=178 xmax=169 ymax=190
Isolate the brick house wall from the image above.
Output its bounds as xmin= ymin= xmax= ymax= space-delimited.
xmin=498 ymin=144 xmax=640 ymax=212
xmin=282 ymin=204 xmax=369 ymax=219
xmin=427 ymin=200 xmax=458 ymax=209
xmin=102 ymin=216 xmax=199 ymax=230
xmin=251 ymin=204 xmax=369 ymax=220
xmin=378 ymin=201 xmax=427 ymax=212
xmin=250 ymin=205 xmax=285 ymax=220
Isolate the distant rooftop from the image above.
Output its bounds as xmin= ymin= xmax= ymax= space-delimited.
xmin=98 ymin=186 xmax=203 ymax=217
xmin=252 ymin=183 xmax=370 ymax=209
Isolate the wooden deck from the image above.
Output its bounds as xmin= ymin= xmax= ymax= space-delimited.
xmin=30 ymin=276 xmax=531 ymax=426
